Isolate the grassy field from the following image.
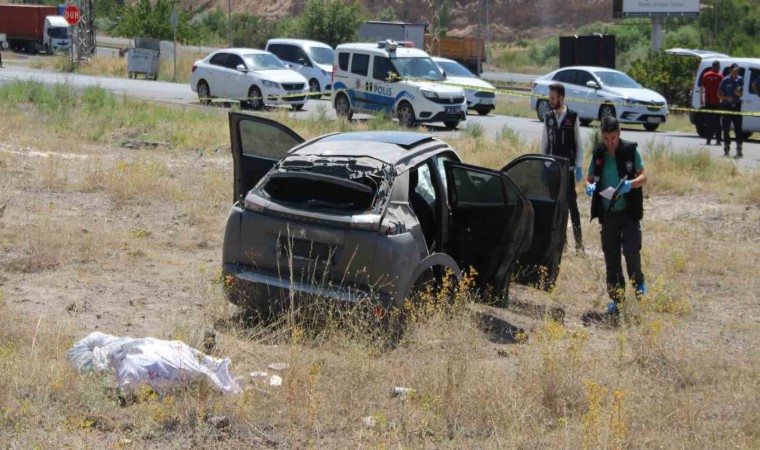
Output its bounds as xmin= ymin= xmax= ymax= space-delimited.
xmin=0 ymin=81 xmax=758 ymax=448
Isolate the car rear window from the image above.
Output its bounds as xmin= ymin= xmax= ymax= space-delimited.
xmin=258 ymin=156 xmax=393 ymax=214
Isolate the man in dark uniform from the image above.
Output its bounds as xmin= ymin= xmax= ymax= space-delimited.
xmin=718 ymin=63 xmax=744 ymax=158
xmin=700 ymin=60 xmax=723 ymax=146
xmin=584 ymin=116 xmax=647 ymax=322
xmin=540 ymin=83 xmax=585 ymax=253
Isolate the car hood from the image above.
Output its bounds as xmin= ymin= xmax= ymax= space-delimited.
xmin=316 ymin=63 xmax=333 ymax=73
xmin=604 ymin=86 xmax=666 ymax=103
xmin=254 ymin=69 xmax=308 ymax=84
xmin=412 ymin=82 xmax=465 ymax=97
xmin=442 ymin=76 xmax=495 ymax=92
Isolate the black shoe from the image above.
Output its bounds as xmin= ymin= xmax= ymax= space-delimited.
xmin=706 ymin=140 xmax=711 ymax=146
xmin=735 ymin=152 xmax=743 ymax=159
xmin=724 ymin=148 xmax=730 ymax=157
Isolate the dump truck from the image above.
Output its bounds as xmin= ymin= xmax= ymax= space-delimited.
xmin=0 ymin=4 xmax=70 ymax=54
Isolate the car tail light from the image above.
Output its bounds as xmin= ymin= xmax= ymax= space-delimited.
xmin=192 ymin=65 xmax=197 ymax=73
xmin=331 ymin=67 xmax=334 ymax=86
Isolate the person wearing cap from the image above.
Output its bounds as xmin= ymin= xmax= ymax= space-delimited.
xmin=583 ymin=116 xmax=647 ymax=324
xmin=540 ymin=83 xmax=586 ymax=253
xmin=718 ymin=63 xmax=744 ymax=158
xmin=700 ymin=60 xmax=723 ymax=146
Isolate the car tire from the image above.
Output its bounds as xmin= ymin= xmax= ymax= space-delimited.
xmin=475 ymin=106 xmax=490 ymax=116
xmin=308 ymin=78 xmax=320 ymax=95
xmin=397 ymin=101 xmax=416 ymax=128
xmin=334 ymin=93 xmax=353 ymax=120
xmin=694 ymin=113 xmax=709 ymax=138
xmin=536 ymin=99 xmax=550 ymax=121
xmin=579 ymin=118 xmax=592 ymax=127
xmin=197 ymin=80 xmax=211 ymax=105
xmin=291 ymin=104 xmax=304 ymax=111
xmin=249 ymin=85 xmax=264 ymax=111
xmin=598 ymin=104 xmax=616 ymax=122
xmin=443 ymin=121 xmax=460 ymax=129
xmin=643 ymin=123 xmax=660 ymax=132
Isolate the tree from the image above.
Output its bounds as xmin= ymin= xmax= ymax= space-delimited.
xmin=299 ymin=0 xmax=363 ymax=48
xmin=629 ymin=51 xmax=695 ymax=107
xmin=110 ymin=0 xmax=197 ymax=44
xmin=377 ymin=7 xmax=396 ymax=22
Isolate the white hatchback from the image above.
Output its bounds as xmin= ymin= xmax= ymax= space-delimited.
xmin=433 ymin=57 xmax=496 ymax=116
xmin=265 ymin=39 xmax=334 ymax=95
xmin=190 ymin=48 xmax=310 ymax=111
xmin=530 ymin=66 xmax=668 ymax=131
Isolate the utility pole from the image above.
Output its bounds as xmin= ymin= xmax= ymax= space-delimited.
xmin=476 ymin=0 xmax=482 ymax=76
xmin=651 ymin=16 xmax=662 ymax=50
xmin=227 ymin=0 xmax=232 ymax=48
xmin=485 ymin=0 xmax=490 ymax=66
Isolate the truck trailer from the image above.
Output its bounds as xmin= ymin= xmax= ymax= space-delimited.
xmin=0 ymin=4 xmax=70 ymax=54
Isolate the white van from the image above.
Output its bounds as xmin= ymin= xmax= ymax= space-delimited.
xmin=687 ymin=57 xmax=760 ymax=139
xmin=43 ymin=16 xmax=70 ymax=54
xmin=265 ymin=39 xmax=334 ymax=95
xmin=330 ymin=41 xmax=467 ymax=129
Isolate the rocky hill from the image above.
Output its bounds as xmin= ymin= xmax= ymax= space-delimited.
xmin=186 ymin=0 xmax=614 ymax=40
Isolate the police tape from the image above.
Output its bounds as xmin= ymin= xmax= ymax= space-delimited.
xmin=197 ymin=78 xmax=760 ymax=117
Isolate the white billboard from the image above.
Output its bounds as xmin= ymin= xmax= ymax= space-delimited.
xmin=623 ymin=0 xmax=700 ymax=16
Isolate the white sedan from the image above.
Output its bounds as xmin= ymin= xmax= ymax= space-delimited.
xmin=433 ymin=57 xmax=497 ymax=116
xmin=530 ymin=66 xmax=668 ymax=131
xmin=190 ymin=48 xmax=310 ymax=111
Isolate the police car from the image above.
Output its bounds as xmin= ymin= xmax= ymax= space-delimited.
xmin=331 ymin=41 xmax=467 ymax=129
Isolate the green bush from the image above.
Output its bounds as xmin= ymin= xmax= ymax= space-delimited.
xmin=629 ymin=51 xmax=696 ymax=107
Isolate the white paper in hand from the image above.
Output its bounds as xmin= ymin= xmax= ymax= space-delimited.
xmin=600 ymin=187 xmax=616 ymax=200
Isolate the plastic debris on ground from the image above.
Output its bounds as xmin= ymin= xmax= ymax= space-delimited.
xmin=66 ymin=332 xmax=241 ymax=394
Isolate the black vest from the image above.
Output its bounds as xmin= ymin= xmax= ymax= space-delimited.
xmin=589 ymin=140 xmax=644 ymax=224
xmin=545 ymin=109 xmax=578 ymax=166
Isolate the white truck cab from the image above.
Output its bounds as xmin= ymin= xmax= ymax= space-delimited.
xmin=43 ymin=16 xmax=70 ymax=54
xmin=331 ymin=41 xmax=467 ymax=129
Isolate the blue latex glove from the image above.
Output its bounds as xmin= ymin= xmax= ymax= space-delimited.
xmin=585 ymin=182 xmax=596 ymax=197
xmin=619 ymin=180 xmax=632 ymax=194
xmin=575 ymin=167 xmax=583 ymax=183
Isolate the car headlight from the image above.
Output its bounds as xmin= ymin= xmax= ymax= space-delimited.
xmin=420 ymin=89 xmax=439 ymax=100
xmin=622 ymin=98 xmax=641 ymax=107
xmin=262 ymin=80 xmax=280 ymax=88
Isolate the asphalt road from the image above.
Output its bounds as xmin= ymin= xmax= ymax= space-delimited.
xmin=1 ymin=65 xmax=758 ymax=169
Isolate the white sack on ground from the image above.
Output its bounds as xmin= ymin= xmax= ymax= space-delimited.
xmin=67 ymin=332 xmax=241 ymax=394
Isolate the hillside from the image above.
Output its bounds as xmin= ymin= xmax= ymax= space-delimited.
xmin=186 ymin=0 xmax=615 ymax=40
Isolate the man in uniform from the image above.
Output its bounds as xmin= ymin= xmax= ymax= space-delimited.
xmin=584 ymin=116 xmax=647 ymax=322
xmin=700 ymin=60 xmax=723 ymax=146
xmin=540 ymin=83 xmax=585 ymax=253
xmin=718 ymin=63 xmax=744 ymax=158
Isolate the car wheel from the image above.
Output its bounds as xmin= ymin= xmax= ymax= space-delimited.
xmin=694 ymin=113 xmax=709 ymax=138
xmin=249 ymin=85 xmax=264 ymax=111
xmin=475 ymin=106 xmax=490 ymax=116
xmin=397 ymin=101 xmax=416 ymax=128
xmin=335 ymin=93 xmax=353 ymax=120
xmin=308 ymin=78 xmax=320 ymax=95
xmin=291 ymin=103 xmax=304 ymax=111
xmin=598 ymin=104 xmax=616 ymax=121
xmin=579 ymin=118 xmax=592 ymax=127
xmin=643 ymin=123 xmax=660 ymax=132
xmin=443 ymin=121 xmax=460 ymax=129
xmin=536 ymin=99 xmax=550 ymax=121
xmin=197 ymin=81 xmax=211 ymax=105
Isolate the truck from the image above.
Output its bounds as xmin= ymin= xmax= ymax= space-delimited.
xmin=358 ymin=21 xmax=486 ymax=75
xmin=0 ymin=4 xmax=70 ymax=54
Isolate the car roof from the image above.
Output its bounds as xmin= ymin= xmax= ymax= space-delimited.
xmin=699 ymin=57 xmax=760 ymax=66
xmin=432 ymin=57 xmax=457 ymax=64
xmin=210 ymin=48 xmax=269 ymax=57
xmin=267 ymin=38 xmax=332 ymax=49
xmin=554 ymin=66 xmax=621 ymax=73
xmin=335 ymin=43 xmax=430 ymax=58
xmin=288 ymin=131 xmax=447 ymax=168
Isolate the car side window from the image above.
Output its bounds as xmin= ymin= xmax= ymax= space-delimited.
xmin=338 ymin=52 xmax=350 ymax=71
xmin=293 ymin=47 xmax=311 ymax=66
xmin=373 ymin=56 xmax=396 ymax=81
xmin=351 ymin=53 xmax=369 ymax=76
xmin=722 ymin=67 xmax=746 ymax=78
xmin=575 ymin=70 xmax=595 ymax=87
xmin=749 ymin=69 xmax=760 ymax=96
xmin=267 ymin=44 xmax=283 ymax=59
xmin=225 ymin=54 xmax=245 ymax=70
xmin=435 ymin=153 xmax=457 ymax=193
xmin=210 ymin=53 xmax=228 ymax=67
xmin=553 ymin=70 xmax=576 ymax=84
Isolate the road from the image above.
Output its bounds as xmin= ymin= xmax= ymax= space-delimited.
xmin=1 ymin=65 xmax=758 ymax=169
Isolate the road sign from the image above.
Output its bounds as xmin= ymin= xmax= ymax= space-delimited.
xmin=64 ymin=5 xmax=82 ymax=26
xmin=170 ymin=10 xmax=179 ymax=28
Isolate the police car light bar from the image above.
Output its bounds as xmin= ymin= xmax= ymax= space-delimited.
xmin=376 ymin=40 xmax=414 ymax=51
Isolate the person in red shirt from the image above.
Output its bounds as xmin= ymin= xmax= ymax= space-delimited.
xmin=700 ymin=60 xmax=724 ymax=146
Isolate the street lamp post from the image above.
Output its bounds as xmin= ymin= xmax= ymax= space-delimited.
xmin=227 ymin=0 xmax=232 ymax=48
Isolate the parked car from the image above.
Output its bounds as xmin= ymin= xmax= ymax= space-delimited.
xmin=190 ymin=48 xmax=310 ymax=111
xmin=530 ymin=66 xmax=669 ymax=131
xmin=265 ymin=38 xmax=334 ymax=95
xmin=432 ymin=57 xmax=496 ymax=116
xmin=222 ymin=112 xmax=570 ymax=319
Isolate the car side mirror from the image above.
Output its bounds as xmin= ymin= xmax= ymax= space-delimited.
xmin=236 ymin=64 xmax=247 ymax=73
xmin=441 ymin=70 xmax=447 ymax=79
xmin=586 ymin=80 xmax=600 ymax=89
xmin=284 ymin=63 xmax=292 ymax=69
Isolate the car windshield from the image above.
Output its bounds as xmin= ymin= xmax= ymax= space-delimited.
xmin=48 ymin=27 xmax=68 ymax=39
xmin=437 ymin=60 xmax=476 ymax=78
xmin=392 ymin=57 xmax=445 ymax=81
xmin=308 ymin=47 xmax=334 ymax=66
xmin=594 ymin=71 xmax=641 ymax=88
xmin=243 ymin=53 xmax=285 ymax=70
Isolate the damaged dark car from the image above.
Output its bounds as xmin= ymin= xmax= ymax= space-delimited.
xmin=222 ymin=112 xmax=569 ymax=317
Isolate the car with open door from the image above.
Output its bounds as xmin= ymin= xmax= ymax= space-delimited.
xmin=222 ymin=112 xmax=568 ymax=319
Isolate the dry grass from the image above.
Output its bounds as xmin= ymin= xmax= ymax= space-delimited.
xmin=0 ymin=81 xmax=759 ymax=448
